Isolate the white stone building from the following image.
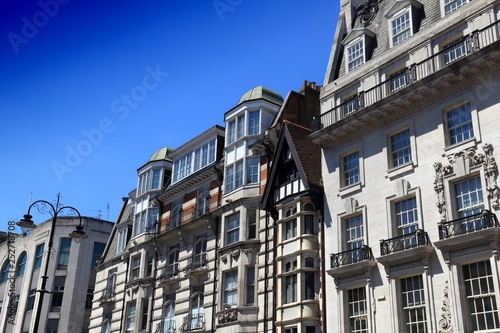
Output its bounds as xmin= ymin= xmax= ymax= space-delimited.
xmin=311 ymin=0 xmax=500 ymax=332
xmin=0 ymin=215 xmax=113 ymax=333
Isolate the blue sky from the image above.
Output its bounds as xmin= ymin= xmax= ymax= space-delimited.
xmin=0 ymin=0 xmax=338 ymax=231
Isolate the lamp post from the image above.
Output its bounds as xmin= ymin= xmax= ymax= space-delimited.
xmin=17 ymin=194 xmax=87 ymax=333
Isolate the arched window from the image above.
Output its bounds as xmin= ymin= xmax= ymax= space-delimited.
xmin=16 ymin=252 xmax=27 ymax=277
xmin=101 ymin=318 xmax=111 ymax=333
xmin=163 ymin=299 xmax=175 ymax=333
xmin=190 ymin=292 xmax=204 ymax=330
xmin=1 ymin=261 xmax=10 ymax=283
xmin=304 ymin=202 xmax=315 ymax=211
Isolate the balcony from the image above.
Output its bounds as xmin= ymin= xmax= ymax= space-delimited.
xmin=158 ymin=264 xmax=180 ymax=285
xmin=434 ymin=210 xmax=500 ymax=253
xmin=378 ymin=229 xmax=434 ymax=268
xmin=327 ymin=245 xmax=376 ymax=281
xmin=181 ymin=313 xmax=204 ymax=331
xmin=98 ymin=287 xmax=115 ymax=306
xmin=216 ymin=308 xmax=238 ymax=325
xmin=185 ymin=253 xmax=208 ymax=274
xmin=311 ymin=20 xmax=500 ymax=149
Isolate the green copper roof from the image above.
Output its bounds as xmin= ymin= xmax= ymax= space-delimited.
xmin=148 ymin=146 xmax=174 ymax=163
xmin=237 ymin=86 xmax=284 ymax=106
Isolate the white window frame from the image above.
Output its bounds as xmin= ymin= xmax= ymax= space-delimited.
xmin=390 ymin=128 xmax=412 ymax=168
xmin=342 ymin=150 xmax=360 ymax=187
xmin=131 ymin=255 xmax=141 ymax=280
xmin=226 ymin=212 xmax=240 ymax=245
xmin=223 ymin=270 xmax=238 ymax=306
xmin=400 ymin=275 xmax=428 ymax=332
xmin=462 ymin=260 xmax=500 ymax=331
xmin=347 ymin=38 xmax=365 ymax=72
xmin=443 ymin=0 xmax=469 ymax=16
xmin=390 ymin=8 xmax=412 ymax=46
xmin=348 ymin=286 xmax=368 ymax=333
xmin=345 ymin=215 xmax=364 ymax=252
xmin=116 ymin=228 xmax=127 ymax=254
xmin=126 ymin=301 xmax=136 ymax=330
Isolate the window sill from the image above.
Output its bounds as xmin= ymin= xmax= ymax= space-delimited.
xmin=443 ymin=137 xmax=477 ymax=157
xmin=386 ymin=161 xmax=415 ymax=180
xmin=338 ymin=182 xmax=362 ymax=197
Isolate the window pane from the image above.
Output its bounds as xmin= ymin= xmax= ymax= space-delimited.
xmin=447 ymin=103 xmax=473 ymax=144
xmin=401 ymin=275 xmax=427 ymax=333
xmin=391 ymin=129 xmax=412 ymax=167
xmin=248 ymin=111 xmax=260 ymax=135
xmin=463 ymin=261 xmax=500 ymax=331
xmin=392 ymin=11 xmax=411 ymax=45
xmin=343 ymin=151 xmax=360 ymax=186
xmin=348 ymin=41 xmax=364 ymax=71
xmin=58 ymin=238 xmax=72 ymax=266
xmin=348 ymin=287 xmax=368 ymax=333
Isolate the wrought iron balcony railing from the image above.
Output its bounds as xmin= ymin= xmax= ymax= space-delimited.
xmin=438 ymin=210 xmax=499 ymax=240
xmin=182 ymin=313 xmax=204 ymax=331
xmin=160 ymin=263 xmax=179 ymax=280
xmin=330 ymin=245 xmax=373 ymax=268
xmin=185 ymin=253 xmax=207 ymax=271
xmin=380 ymin=229 xmax=430 ymax=256
xmin=311 ymin=19 xmax=499 ymax=133
xmin=99 ymin=286 xmax=115 ymax=303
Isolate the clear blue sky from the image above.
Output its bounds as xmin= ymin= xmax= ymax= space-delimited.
xmin=0 ymin=0 xmax=338 ymax=231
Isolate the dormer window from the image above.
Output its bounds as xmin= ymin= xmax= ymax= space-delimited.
xmin=391 ymin=10 xmax=411 ymax=45
xmin=343 ymin=30 xmax=375 ymax=73
xmin=444 ymin=0 xmax=468 ymax=15
xmin=386 ymin=1 xmax=423 ymax=47
xmin=347 ymin=39 xmax=365 ymax=71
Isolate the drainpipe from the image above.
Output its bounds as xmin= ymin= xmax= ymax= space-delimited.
xmin=150 ymin=199 xmax=162 ymax=332
xmin=319 ymin=199 xmax=327 ymax=333
xmin=212 ymin=165 xmax=223 ymax=332
xmin=264 ymin=212 xmax=269 ymax=333
xmin=118 ymin=255 xmax=129 ymax=333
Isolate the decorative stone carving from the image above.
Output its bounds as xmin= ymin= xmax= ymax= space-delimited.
xmin=439 ymin=280 xmax=453 ymax=333
xmin=483 ymin=143 xmax=500 ymax=209
xmin=217 ymin=308 xmax=238 ymax=324
xmin=356 ymin=0 xmax=381 ymax=26
xmin=434 ymin=162 xmax=447 ymax=222
xmin=434 ymin=144 xmax=500 ymax=221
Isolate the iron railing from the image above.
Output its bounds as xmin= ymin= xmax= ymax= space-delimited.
xmin=183 ymin=313 xmax=204 ymax=331
xmin=186 ymin=253 xmax=207 ymax=271
xmin=380 ymin=229 xmax=430 ymax=255
xmin=438 ymin=210 xmax=499 ymax=239
xmin=161 ymin=263 xmax=179 ymax=280
xmin=312 ymin=19 xmax=500 ymax=133
xmin=100 ymin=286 xmax=114 ymax=302
xmin=330 ymin=245 xmax=373 ymax=268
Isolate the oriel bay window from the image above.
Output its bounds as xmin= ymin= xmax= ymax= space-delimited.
xmin=226 ymin=213 xmax=240 ymax=245
xmin=223 ymin=270 xmax=238 ymax=306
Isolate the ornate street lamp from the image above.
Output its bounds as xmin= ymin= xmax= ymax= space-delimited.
xmin=16 ymin=194 xmax=87 ymax=333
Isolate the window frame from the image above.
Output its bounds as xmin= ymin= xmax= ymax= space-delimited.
xmin=443 ymin=0 xmax=469 ymax=16
xmin=444 ymin=101 xmax=474 ymax=147
xmin=57 ymin=238 xmax=72 ymax=268
xmin=223 ymin=270 xmax=238 ymax=307
xmin=34 ymin=243 xmax=45 ymax=270
xmin=390 ymin=128 xmax=412 ymax=168
xmin=400 ymin=275 xmax=428 ymax=333
xmin=16 ymin=252 xmax=27 ymax=277
xmin=130 ymin=255 xmax=141 ymax=280
xmin=347 ymin=286 xmax=368 ymax=333
xmin=390 ymin=8 xmax=412 ymax=46
xmin=342 ymin=150 xmax=360 ymax=188
xmin=461 ymin=260 xmax=500 ymax=331
xmin=126 ymin=301 xmax=137 ymax=331
xmin=346 ymin=38 xmax=365 ymax=72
